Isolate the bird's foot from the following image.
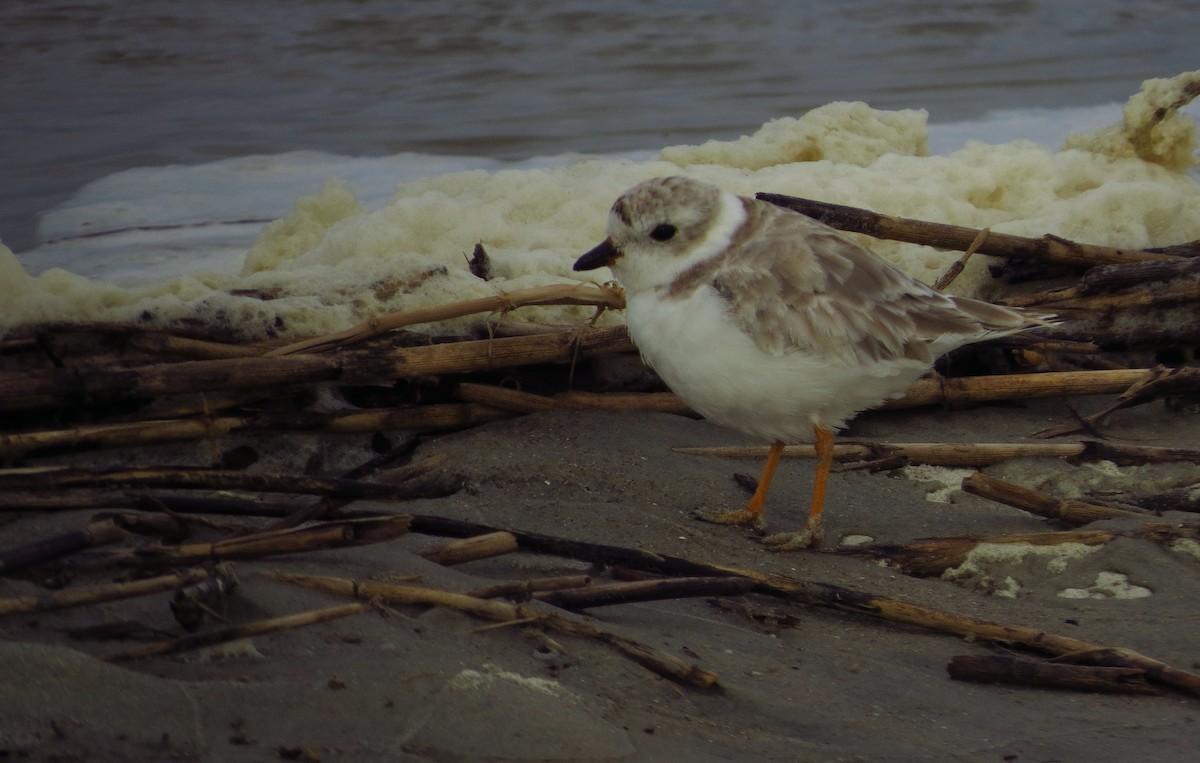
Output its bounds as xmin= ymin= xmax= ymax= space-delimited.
xmin=761 ymin=515 xmax=824 ymax=551
xmin=691 ymin=506 xmax=766 ymax=533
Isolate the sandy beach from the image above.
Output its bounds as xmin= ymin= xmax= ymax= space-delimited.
xmin=3 ymin=6 xmax=1199 ymax=760
xmin=2 ymin=383 xmax=1198 ymax=761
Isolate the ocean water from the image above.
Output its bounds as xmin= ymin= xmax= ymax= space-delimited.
xmin=5 ymin=0 xmax=1199 ymax=251
xmin=2 ymin=1 xmax=1198 ymax=338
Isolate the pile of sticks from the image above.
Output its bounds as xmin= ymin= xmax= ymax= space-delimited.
xmin=3 ymin=506 xmax=1199 ymax=697
xmin=1 ymin=199 xmax=1199 ymax=699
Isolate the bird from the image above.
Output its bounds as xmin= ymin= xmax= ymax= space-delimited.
xmin=573 ymin=175 xmax=1053 ymax=550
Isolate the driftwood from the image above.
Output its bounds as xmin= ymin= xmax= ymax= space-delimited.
xmin=262 ymin=446 xmax=442 ymax=531
xmin=464 ymin=575 xmax=592 ymax=600
xmin=100 ymin=511 xmax=189 ymax=540
xmin=128 ymin=331 xmax=266 ymax=360
xmin=1034 ymin=366 xmax=1200 ymax=438
xmin=534 ymin=576 xmax=755 ymax=610
xmin=262 ymin=572 xmax=520 ymax=620
xmin=268 ymin=283 xmax=625 ymax=356
xmin=0 ymin=324 xmax=632 ymax=413
xmin=947 ymin=654 xmax=1160 ymax=695
xmin=1004 ymin=256 xmax=1200 ymax=308
xmin=0 ymin=391 xmax=682 ymax=462
xmin=676 ymin=440 xmax=1200 ymax=468
xmin=865 ymin=524 xmax=1200 ymax=577
xmin=0 ymin=568 xmax=212 ymax=617
xmin=464 ymin=368 xmax=1173 ymax=417
xmin=0 ymin=493 xmax=326 ymax=519
xmin=756 ymin=192 xmax=1179 ymax=267
xmin=0 ymin=321 xmax=276 ymax=359
xmin=890 ymin=368 xmax=1159 ymax=409
xmin=960 ymin=472 xmax=1147 ymax=524
xmin=1 ymin=221 xmax=1196 ymax=704
xmin=405 ymin=513 xmax=1200 ymax=698
xmin=5 ymin=365 xmax=1174 ymax=461
xmin=456 ymin=383 xmax=695 ymax=416
xmin=931 ymin=226 xmax=991 ymax=291
xmin=92 ymin=515 xmax=414 ymax=569
xmin=1007 ymin=278 xmax=1200 ymax=312
xmin=525 ymin=604 xmax=719 ymax=688
xmin=418 ymin=531 xmax=520 ymax=566
xmin=0 ymin=465 xmax=457 ymax=503
xmin=0 ymin=518 xmax=125 ymax=574
xmin=863 ymin=530 xmax=1119 ymax=577
xmin=0 ymin=406 xmax=514 ymax=460
xmin=107 ymin=602 xmax=370 ymax=662
xmin=264 ymin=571 xmax=718 ymax=688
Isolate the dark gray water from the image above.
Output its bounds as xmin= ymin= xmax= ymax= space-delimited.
xmin=2 ymin=0 xmax=1197 ymax=252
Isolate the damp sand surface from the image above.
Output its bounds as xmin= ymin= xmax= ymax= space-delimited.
xmin=2 ymin=394 xmax=1199 ymax=762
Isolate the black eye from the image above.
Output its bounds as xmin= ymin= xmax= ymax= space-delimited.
xmin=649 ymin=223 xmax=677 ymax=242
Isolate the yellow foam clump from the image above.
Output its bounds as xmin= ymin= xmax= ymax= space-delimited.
xmin=2 ymin=75 xmax=1199 ymax=340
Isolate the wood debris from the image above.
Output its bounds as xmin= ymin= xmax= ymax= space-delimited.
xmin=1 ymin=200 xmax=1198 ymax=703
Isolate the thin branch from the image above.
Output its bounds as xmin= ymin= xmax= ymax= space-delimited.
xmin=0 ymin=519 xmax=125 ymax=574
xmin=675 ymin=440 xmax=1200 ymax=468
xmin=757 ymin=193 xmax=1178 ymax=267
xmin=418 ymin=531 xmax=520 ymax=566
xmin=106 ymin=602 xmax=370 ymax=661
xmin=534 ymin=576 xmax=755 ymax=610
xmin=0 ymin=465 xmax=457 ymax=502
xmin=960 ymin=473 xmax=1148 ymax=524
xmin=404 ymin=513 xmax=1200 ymax=698
xmin=0 ymin=568 xmax=212 ymax=617
xmin=100 ymin=515 xmax=413 ymax=568
xmin=264 ymin=571 xmax=718 ymax=688
xmin=948 ymin=655 xmax=1159 ymax=695
xmin=0 ymin=325 xmax=632 ymax=413
xmin=268 ymin=283 xmax=626 ymax=356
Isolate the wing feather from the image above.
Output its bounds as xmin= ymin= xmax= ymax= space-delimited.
xmin=710 ymin=201 xmax=1037 ymax=366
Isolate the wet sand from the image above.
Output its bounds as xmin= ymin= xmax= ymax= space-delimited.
xmin=2 ymin=394 xmax=1199 ymax=761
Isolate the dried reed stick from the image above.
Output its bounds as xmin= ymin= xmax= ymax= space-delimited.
xmin=0 ymin=568 xmax=212 ymax=617
xmin=534 ymin=576 xmax=754 ymax=609
xmin=947 ymin=655 xmax=1159 ymax=695
xmin=418 ymin=531 xmax=520 ymax=566
xmin=0 ymin=465 xmax=453 ymax=502
xmin=960 ymin=472 xmax=1145 ymax=524
xmin=0 ymin=325 xmax=632 ymax=413
xmin=406 ymin=513 xmax=1200 ymax=698
xmin=108 ymin=515 xmax=413 ymax=568
xmin=464 ymin=575 xmax=592 ymax=599
xmin=869 ymin=524 xmax=1200 ymax=577
xmin=1034 ymin=366 xmax=1200 ymax=438
xmin=756 ymin=192 xmax=1176 ymax=267
xmin=268 ymin=283 xmax=625 ymax=356
xmin=0 ymin=519 xmax=126 ymax=574
xmin=890 ymin=368 xmax=1154 ymax=408
xmin=862 ymin=530 xmax=1119 ymax=577
xmin=266 ymin=571 xmax=718 ymax=687
xmin=675 ymin=440 xmax=1200 ymax=467
xmin=263 ymin=450 xmax=446 ymax=531
xmin=0 ymin=405 xmax=513 ymax=460
xmin=106 ymin=602 xmax=369 ymax=661
xmin=260 ymin=572 xmax=519 ymax=621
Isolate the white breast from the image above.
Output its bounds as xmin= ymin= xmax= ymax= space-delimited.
xmin=625 ymin=285 xmax=930 ymax=442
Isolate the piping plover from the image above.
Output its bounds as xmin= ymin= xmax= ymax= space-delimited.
xmin=573 ymin=176 xmax=1052 ymax=550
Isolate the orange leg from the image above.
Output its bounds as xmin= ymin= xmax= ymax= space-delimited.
xmin=763 ymin=425 xmax=833 ymax=550
xmin=692 ymin=440 xmax=784 ymax=532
